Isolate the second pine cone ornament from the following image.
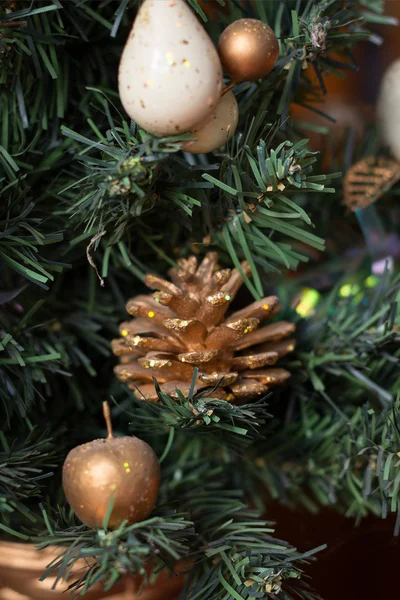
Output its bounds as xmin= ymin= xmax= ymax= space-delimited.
xmin=113 ymin=253 xmax=295 ymax=402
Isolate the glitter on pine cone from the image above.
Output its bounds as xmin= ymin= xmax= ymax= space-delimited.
xmin=113 ymin=253 xmax=295 ymax=402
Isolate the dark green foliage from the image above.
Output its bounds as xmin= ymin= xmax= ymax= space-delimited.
xmin=135 ymin=373 xmax=270 ymax=447
xmin=297 ymin=272 xmax=400 ymax=407
xmin=245 ymin=274 xmax=400 ymax=518
xmin=180 ymin=493 xmax=324 ymax=600
xmin=0 ymin=429 xmax=55 ymax=535
xmin=1 ymin=0 xmax=399 ymax=598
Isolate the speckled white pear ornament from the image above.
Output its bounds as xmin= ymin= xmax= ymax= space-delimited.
xmin=118 ymin=0 xmax=223 ymax=137
xmin=184 ymin=90 xmax=239 ymax=154
xmin=378 ymin=58 xmax=400 ymax=160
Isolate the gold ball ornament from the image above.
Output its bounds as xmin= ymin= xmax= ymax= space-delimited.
xmin=62 ymin=402 xmax=160 ymax=529
xmin=218 ymin=19 xmax=279 ymax=83
xmin=184 ymin=90 xmax=239 ymax=154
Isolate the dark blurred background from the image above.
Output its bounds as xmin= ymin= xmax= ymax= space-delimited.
xmin=271 ymin=505 xmax=399 ymax=600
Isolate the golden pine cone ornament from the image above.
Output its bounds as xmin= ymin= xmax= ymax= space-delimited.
xmin=112 ymin=253 xmax=295 ymax=402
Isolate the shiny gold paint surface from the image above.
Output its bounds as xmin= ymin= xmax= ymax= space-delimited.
xmin=63 ymin=436 xmax=160 ymax=529
xmin=218 ymin=19 xmax=279 ymax=83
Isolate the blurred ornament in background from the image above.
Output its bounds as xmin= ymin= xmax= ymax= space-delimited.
xmin=343 ymin=156 xmax=400 ymax=212
xmin=293 ymin=288 xmax=321 ymax=318
xmin=0 ymin=542 xmax=183 ymax=600
xmin=184 ymin=89 xmax=238 ymax=154
xmin=118 ymin=0 xmax=222 ymax=136
xmin=378 ymin=58 xmax=400 ymax=160
xmin=343 ymin=156 xmax=400 ymax=272
xmin=290 ymin=95 xmax=368 ymax=154
xmin=62 ymin=402 xmax=160 ymax=529
xmin=113 ymin=252 xmax=295 ymax=403
xmin=218 ymin=19 xmax=279 ymax=83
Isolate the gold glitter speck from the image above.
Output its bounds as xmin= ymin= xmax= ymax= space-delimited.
xmin=263 ymin=304 xmax=269 ymax=310
xmin=121 ymin=329 xmax=128 ymax=337
xmin=110 ymin=484 xmax=117 ymax=491
xmin=183 ymin=59 xmax=190 ymax=68
xmin=148 ymin=311 xmax=155 ymax=318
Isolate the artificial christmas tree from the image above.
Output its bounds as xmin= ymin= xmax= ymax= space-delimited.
xmin=1 ymin=1 xmax=400 ymax=599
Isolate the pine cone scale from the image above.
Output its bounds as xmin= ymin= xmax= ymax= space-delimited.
xmin=232 ymin=321 xmax=295 ymax=351
xmin=226 ymin=296 xmax=280 ymax=322
xmin=231 ymin=351 xmax=278 ymax=370
xmin=178 ymin=350 xmax=218 ymax=364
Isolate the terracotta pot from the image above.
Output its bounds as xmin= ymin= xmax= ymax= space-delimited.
xmin=0 ymin=542 xmax=183 ymax=600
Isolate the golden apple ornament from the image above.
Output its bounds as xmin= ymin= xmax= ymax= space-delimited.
xmin=62 ymin=402 xmax=160 ymax=529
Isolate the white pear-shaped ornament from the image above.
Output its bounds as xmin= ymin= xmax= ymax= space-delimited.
xmin=118 ymin=0 xmax=223 ymax=137
xmin=184 ymin=90 xmax=239 ymax=154
xmin=378 ymin=58 xmax=400 ymax=160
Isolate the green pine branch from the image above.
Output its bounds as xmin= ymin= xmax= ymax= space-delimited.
xmin=242 ymin=272 xmax=400 ymax=521
xmin=252 ymin=394 xmax=400 ymax=533
xmin=122 ymin=373 xmax=270 ymax=452
xmin=0 ymin=429 xmax=55 ymax=533
xmin=182 ymin=490 xmax=323 ymax=600
xmin=35 ymin=511 xmax=193 ymax=595
xmin=59 ymin=89 xmax=196 ymax=240
xmin=297 ymin=271 xmax=400 ymax=407
xmin=0 ymin=196 xmax=65 ymax=289
xmin=209 ymin=139 xmax=339 ymax=297
xmin=0 ymin=263 xmax=116 ymax=421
